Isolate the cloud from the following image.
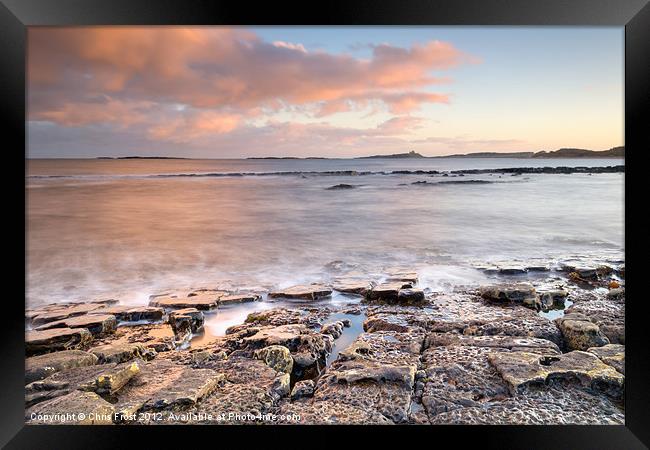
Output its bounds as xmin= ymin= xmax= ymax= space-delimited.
xmin=28 ymin=27 xmax=474 ymax=128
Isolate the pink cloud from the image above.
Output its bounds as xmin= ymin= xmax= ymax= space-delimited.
xmin=28 ymin=27 xmax=475 ymax=127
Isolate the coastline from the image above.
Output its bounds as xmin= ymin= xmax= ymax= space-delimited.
xmin=24 ymin=258 xmax=625 ymax=425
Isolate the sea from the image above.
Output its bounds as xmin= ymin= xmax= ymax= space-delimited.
xmin=26 ymin=157 xmax=624 ymax=330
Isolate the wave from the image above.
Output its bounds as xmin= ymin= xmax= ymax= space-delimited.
xmin=26 ymin=165 xmax=624 ymax=181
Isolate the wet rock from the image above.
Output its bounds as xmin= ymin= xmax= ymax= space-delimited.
xmin=539 ymin=290 xmax=569 ymax=310
xmin=488 ymin=350 xmax=624 ymax=399
xmin=607 ymin=287 xmax=625 ymax=299
xmin=365 ymin=283 xmax=401 ymax=302
xmin=30 ymin=303 xmax=105 ymax=326
xmin=149 ymin=290 xmax=224 ymax=310
xmin=556 ymin=313 xmax=609 ymax=351
xmin=498 ymin=266 xmax=528 ymax=275
xmin=386 ymin=271 xmax=419 ymax=284
xmin=169 ymin=357 xmax=279 ymax=424
xmin=429 ymin=294 xmax=562 ymax=345
xmin=278 ymin=400 xmax=393 ymax=424
xmin=96 ymin=305 xmax=164 ymax=323
xmin=566 ymin=299 xmax=624 ymax=345
xmin=113 ymin=359 xmax=225 ymax=414
xmin=291 ymin=379 xmax=315 ymax=400
xmin=332 ymin=280 xmax=372 ymax=296
xmin=270 ymin=373 xmax=291 ymax=400
xmin=244 ymin=308 xmax=304 ymax=326
xmin=268 ymin=284 xmax=332 ymax=300
xmin=320 ymin=321 xmax=344 ymax=339
xmin=254 ymin=345 xmax=293 ymax=374
xmin=479 ymin=283 xmax=537 ymax=305
xmin=363 ymin=314 xmax=413 ymax=333
xmin=398 ymin=288 xmax=426 ymax=304
xmin=83 ymin=360 xmax=141 ymax=395
xmin=329 ymin=363 xmax=416 ymax=388
xmin=169 ymin=308 xmax=204 ymax=333
xmin=35 ymin=314 xmax=117 ymax=337
xmin=25 ymin=350 xmax=99 ymax=384
xmin=588 ymin=344 xmax=625 ymax=375
xmin=326 ymin=183 xmax=356 ymax=190
xmin=423 ymin=334 xmax=560 ymax=354
xmin=26 ymin=328 xmax=93 ymax=356
xmin=89 ymin=342 xmax=155 ymax=364
xmin=25 ymin=362 xmax=129 ymax=406
xmin=218 ymin=293 xmax=262 ymax=305
xmin=26 ymin=391 xmax=115 ymax=424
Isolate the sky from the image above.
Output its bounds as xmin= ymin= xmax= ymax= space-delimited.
xmin=27 ymin=26 xmax=624 ymax=158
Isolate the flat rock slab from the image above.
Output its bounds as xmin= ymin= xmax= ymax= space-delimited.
xmin=479 ymin=283 xmax=537 ymax=303
xmin=30 ymin=303 xmax=105 ymax=326
xmin=268 ymin=284 xmax=332 ymax=300
xmin=26 ymin=327 xmax=93 ymax=356
xmin=555 ymin=313 xmax=609 ymax=351
xmin=26 ymin=391 xmax=115 ymax=424
xmin=332 ymin=281 xmax=372 ymax=296
xmin=96 ymin=305 xmax=164 ymax=322
xmin=89 ymin=342 xmax=154 ymax=364
xmin=218 ymin=293 xmax=262 ymax=305
xmin=423 ymin=333 xmax=560 ymax=354
xmin=88 ymin=360 xmax=141 ymax=395
xmin=25 ymin=362 xmax=123 ymax=406
xmin=26 ymin=350 xmax=99 ymax=384
xmin=112 ymin=359 xmax=224 ymax=415
xmin=588 ymin=344 xmax=625 ymax=375
xmin=149 ymin=291 xmax=225 ymax=310
xmin=35 ymin=314 xmax=117 ymax=337
xmin=169 ymin=308 xmax=204 ymax=333
xmin=488 ymin=350 xmax=624 ymax=398
xmin=364 ymin=283 xmax=420 ymax=304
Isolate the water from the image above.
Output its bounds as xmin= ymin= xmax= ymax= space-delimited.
xmin=26 ymin=158 xmax=624 ymax=308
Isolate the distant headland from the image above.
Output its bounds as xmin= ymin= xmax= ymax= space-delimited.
xmin=247 ymin=146 xmax=624 ymax=160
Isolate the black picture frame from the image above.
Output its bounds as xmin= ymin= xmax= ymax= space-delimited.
xmin=3 ymin=0 xmax=648 ymax=448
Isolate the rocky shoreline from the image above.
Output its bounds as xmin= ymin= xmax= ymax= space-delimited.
xmin=25 ymin=261 xmax=625 ymax=425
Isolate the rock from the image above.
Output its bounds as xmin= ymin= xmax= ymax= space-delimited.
xmin=320 ymin=321 xmax=344 ymax=339
xmin=330 ymin=364 xmax=416 ymax=389
xmin=363 ymin=314 xmax=414 ymax=333
xmin=96 ymin=305 xmax=164 ymax=322
xmin=555 ymin=313 xmax=609 ymax=351
xmin=25 ymin=362 xmax=132 ymax=406
xmin=397 ymin=288 xmax=425 ymax=304
xmin=386 ymin=271 xmax=419 ymax=283
xmin=607 ymin=287 xmax=625 ymax=299
xmin=254 ymin=345 xmax=293 ymax=374
xmin=498 ymin=266 xmax=528 ymax=275
xmin=169 ymin=308 xmax=204 ymax=333
xmin=30 ymin=303 xmax=105 ymax=326
xmin=268 ymin=284 xmax=332 ymax=300
xmin=488 ymin=350 xmax=624 ymax=399
xmin=270 ymin=373 xmax=291 ymax=400
xmin=26 ymin=391 xmax=115 ymax=424
xmin=149 ymin=290 xmax=224 ymax=310
xmin=113 ymin=359 xmax=225 ymax=414
xmin=332 ymin=281 xmax=372 ymax=296
xmin=291 ymin=379 xmax=315 ymax=400
xmin=479 ymin=283 xmax=537 ymax=305
xmin=423 ymin=334 xmax=560 ymax=354
xmin=365 ymin=283 xmax=401 ymax=302
xmin=89 ymin=342 xmax=155 ymax=363
xmin=35 ymin=314 xmax=117 ymax=337
xmin=83 ymin=360 xmax=141 ymax=395
xmin=25 ymin=350 xmax=99 ymax=384
xmin=26 ymin=328 xmax=93 ymax=356
xmin=218 ymin=293 xmax=262 ymax=305
xmin=587 ymin=344 xmax=625 ymax=374
xmin=326 ymin=184 xmax=356 ymax=190
xmin=539 ymin=290 xmax=569 ymax=310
